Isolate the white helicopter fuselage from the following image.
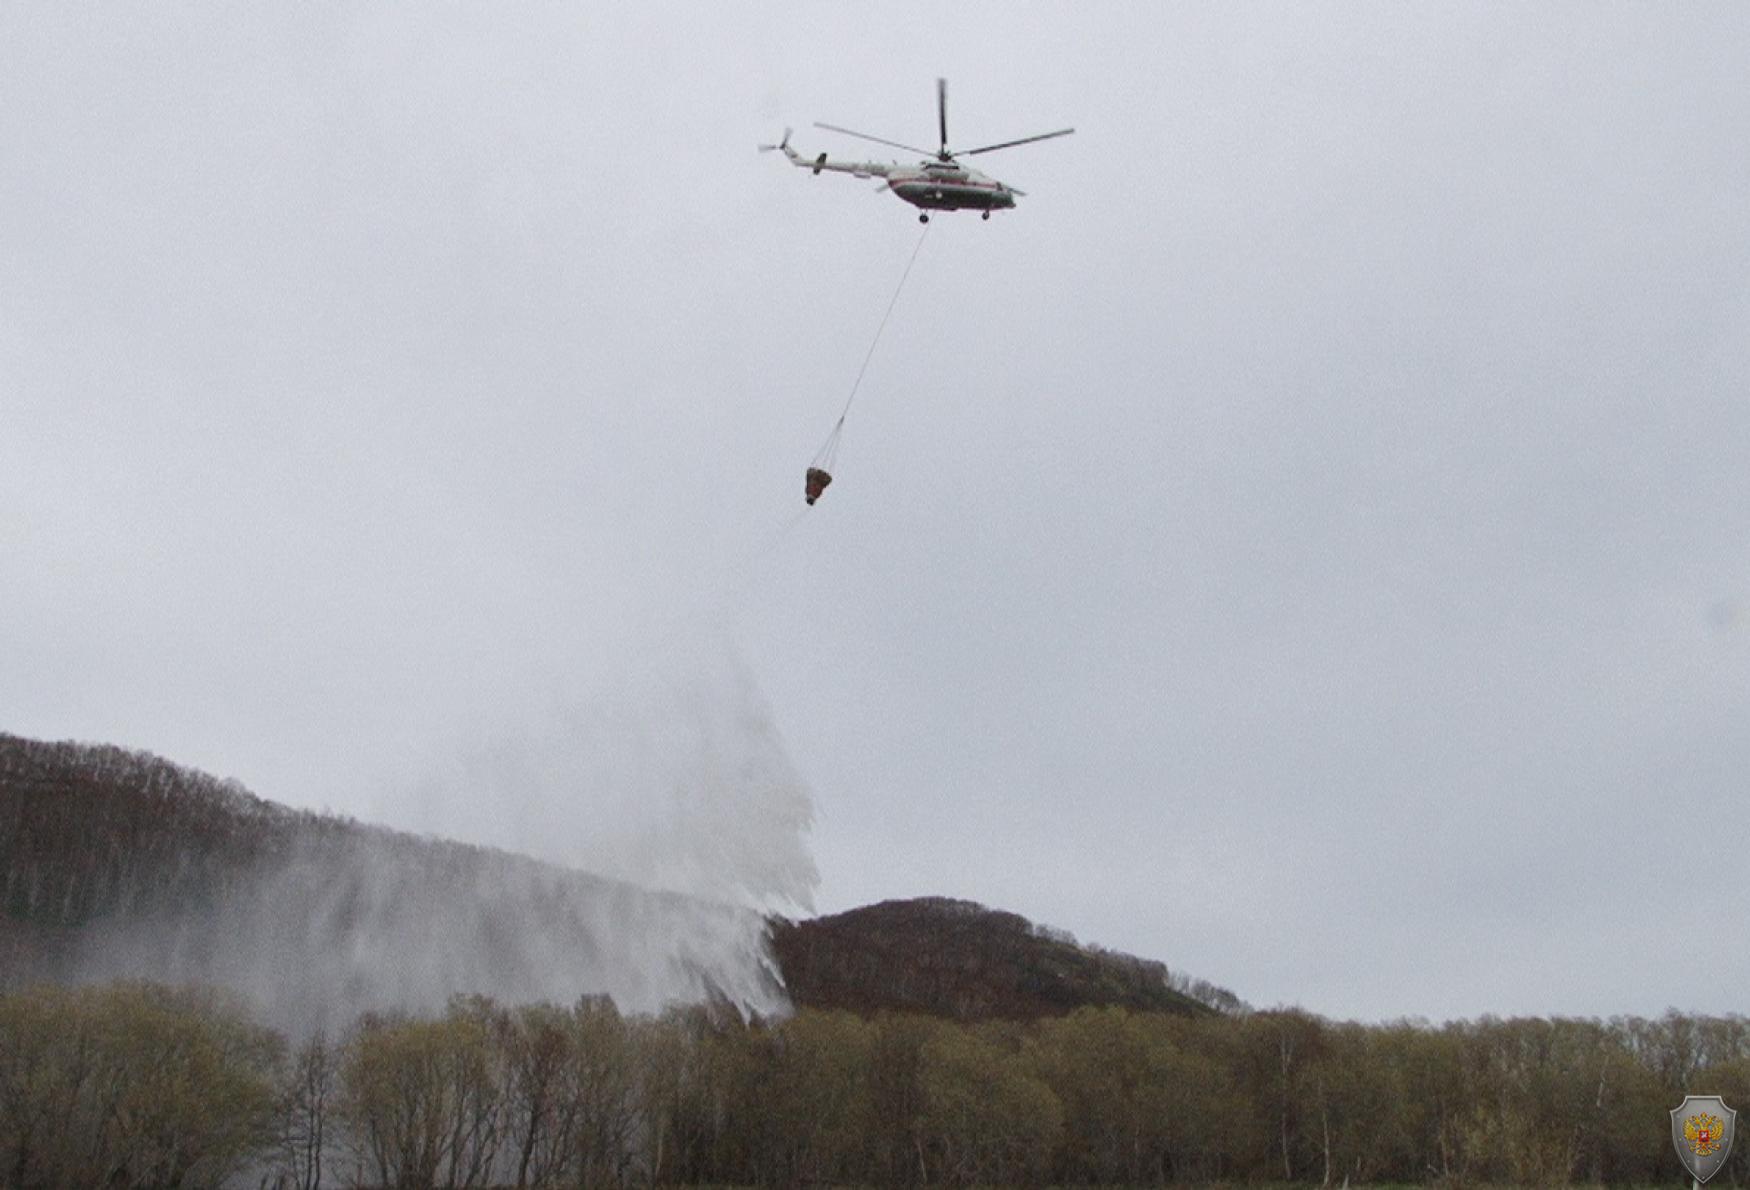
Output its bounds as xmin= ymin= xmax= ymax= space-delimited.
xmin=775 ymin=142 xmax=1018 ymax=217
xmin=889 ymin=161 xmax=1017 ymax=213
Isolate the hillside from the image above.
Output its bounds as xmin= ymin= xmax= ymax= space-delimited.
xmin=1 ymin=732 xmax=1235 ymax=1027
xmin=771 ymin=897 xmax=1228 ymax=1020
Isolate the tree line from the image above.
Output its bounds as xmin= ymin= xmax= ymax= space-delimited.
xmin=1 ymin=981 xmax=1742 ymax=1188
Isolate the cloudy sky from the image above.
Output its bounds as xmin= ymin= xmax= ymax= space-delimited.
xmin=5 ymin=3 xmax=1748 ymax=1023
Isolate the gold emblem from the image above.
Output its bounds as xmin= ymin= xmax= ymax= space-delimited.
xmin=1686 ymin=1112 xmax=1726 ymax=1158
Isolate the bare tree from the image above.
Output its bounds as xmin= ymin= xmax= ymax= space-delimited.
xmin=277 ymin=1030 xmax=334 ymax=1190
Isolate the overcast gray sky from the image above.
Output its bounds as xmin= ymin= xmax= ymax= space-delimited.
xmin=5 ymin=3 xmax=1748 ymax=1023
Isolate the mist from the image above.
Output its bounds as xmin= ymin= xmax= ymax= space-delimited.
xmin=386 ymin=626 xmax=817 ymax=915
xmin=2 ymin=733 xmax=801 ymax=1036
xmin=79 ymin=819 xmax=794 ymax=1038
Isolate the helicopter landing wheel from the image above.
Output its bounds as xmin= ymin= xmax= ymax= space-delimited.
xmin=918 ymin=213 xmax=930 ymax=224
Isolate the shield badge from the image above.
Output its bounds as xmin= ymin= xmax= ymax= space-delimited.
xmin=1672 ymin=1095 xmax=1737 ymax=1184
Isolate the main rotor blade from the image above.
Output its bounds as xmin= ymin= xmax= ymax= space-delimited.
xmin=813 ymin=122 xmax=934 ymax=158
xmin=961 ymin=127 xmax=1076 ymax=156
xmin=937 ymin=77 xmax=948 ymax=157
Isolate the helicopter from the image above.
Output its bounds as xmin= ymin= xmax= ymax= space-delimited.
xmin=761 ymin=78 xmax=1073 ymax=223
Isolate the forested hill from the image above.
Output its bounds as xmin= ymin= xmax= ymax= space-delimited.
xmin=0 ymin=732 xmax=785 ymax=1030
xmin=0 ymin=733 xmax=1236 ymax=1027
xmin=771 ymin=897 xmax=1235 ymax=1020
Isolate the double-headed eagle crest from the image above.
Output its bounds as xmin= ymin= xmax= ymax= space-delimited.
xmin=1680 ymin=1113 xmax=1722 ymax=1155
xmin=1686 ymin=1112 xmax=1726 ymax=1157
